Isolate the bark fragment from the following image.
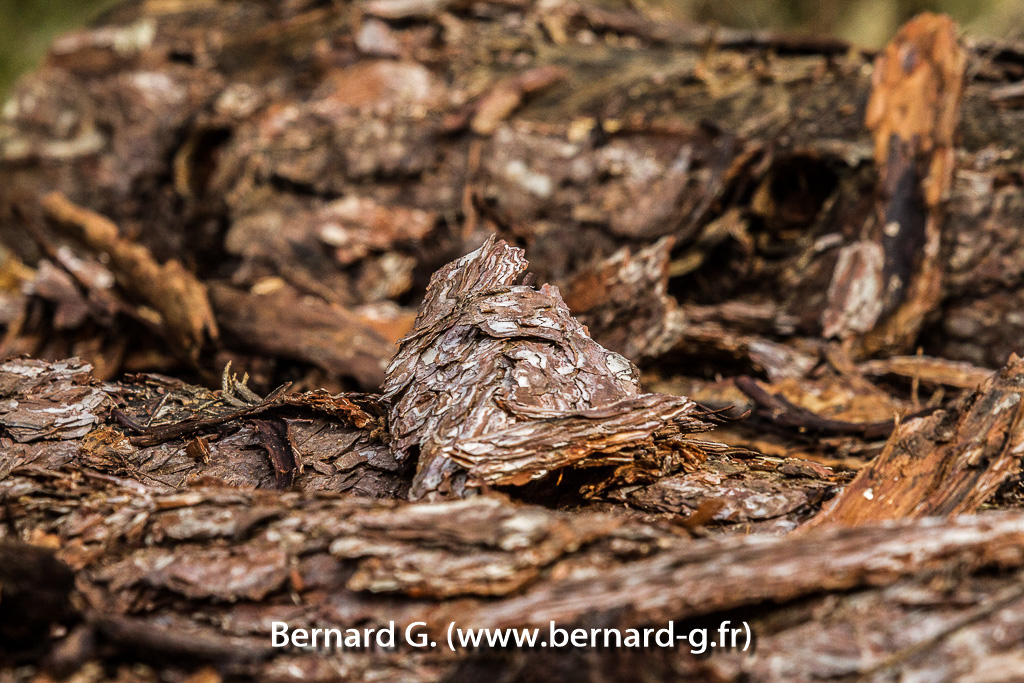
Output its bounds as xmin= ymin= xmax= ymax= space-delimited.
xmin=468 ymin=66 xmax=569 ymax=136
xmin=41 ymin=192 xmax=218 ymax=358
xmin=858 ymin=354 xmax=992 ymax=390
xmin=208 ymin=281 xmax=393 ymax=391
xmin=384 ymin=236 xmax=723 ymax=499
xmin=0 ymin=356 xmax=106 ymax=441
xmin=807 ymin=355 xmax=1024 ymax=527
xmin=564 ymin=237 xmax=684 ymax=361
xmin=5 ymin=463 xmax=1024 ymax=681
xmin=823 ymin=13 xmax=966 ymax=354
xmin=0 ymin=3 xmax=1018 ymax=389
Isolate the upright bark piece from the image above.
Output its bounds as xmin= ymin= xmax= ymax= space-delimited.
xmin=384 ymin=237 xmax=723 ymax=499
xmin=823 ymin=13 xmax=966 ymax=354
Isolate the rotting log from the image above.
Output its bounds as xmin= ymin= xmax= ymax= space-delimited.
xmin=3 ymin=1 xmax=1024 ymax=681
xmin=4 ymin=460 xmax=1024 ymax=681
xmin=2 ymin=2 xmax=1024 ymax=388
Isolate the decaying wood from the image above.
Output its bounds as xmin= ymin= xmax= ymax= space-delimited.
xmin=2 ymin=0 xmax=1024 ymax=680
xmin=40 ymin=192 xmax=219 ymax=359
xmin=3 ymin=459 xmax=1024 ymax=680
xmin=563 ymin=237 xmax=684 ymax=361
xmin=208 ymin=281 xmax=394 ymax=391
xmin=823 ymin=14 xmax=965 ymax=355
xmin=1 ymin=0 xmax=1022 ymax=388
xmin=807 ymin=354 xmax=1024 ymax=527
xmin=857 ymin=354 xmax=992 ymax=390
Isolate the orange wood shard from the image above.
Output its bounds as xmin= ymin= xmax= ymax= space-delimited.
xmin=865 ymin=12 xmax=966 ymax=210
xmin=823 ymin=13 xmax=966 ymax=354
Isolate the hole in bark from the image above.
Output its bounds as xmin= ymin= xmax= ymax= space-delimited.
xmin=185 ymin=128 xmax=232 ymax=198
xmin=761 ymin=155 xmax=839 ymax=231
xmin=666 ymin=238 xmax=749 ymax=304
xmin=497 ymin=465 xmax=619 ymax=508
xmin=168 ymin=51 xmax=196 ymax=65
xmin=765 ymin=154 xmax=835 ymax=229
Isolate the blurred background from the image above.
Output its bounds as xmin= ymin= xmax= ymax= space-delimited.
xmin=1 ymin=0 xmax=118 ymax=95
xmin=2 ymin=0 xmax=1023 ymax=98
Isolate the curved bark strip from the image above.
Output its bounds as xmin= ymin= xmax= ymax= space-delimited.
xmin=208 ymin=281 xmax=394 ymax=391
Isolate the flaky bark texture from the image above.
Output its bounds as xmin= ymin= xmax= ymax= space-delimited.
xmin=3 ymin=444 xmax=1024 ymax=681
xmin=807 ymin=354 xmax=1024 ymax=527
xmin=3 ymin=1 xmax=1024 ymax=681
xmin=2 ymin=0 xmax=1024 ymax=389
xmin=384 ymin=236 xmax=722 ymax=499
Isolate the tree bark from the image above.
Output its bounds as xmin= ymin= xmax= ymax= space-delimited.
xmin=3 ymin=1 xmax=1024 ymax=681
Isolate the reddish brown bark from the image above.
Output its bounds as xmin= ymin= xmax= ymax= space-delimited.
xmin=2 ymin=2 xmax=1024 ymax=681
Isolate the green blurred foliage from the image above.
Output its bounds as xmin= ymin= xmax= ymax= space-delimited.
xmin=0 ymin=0 xmax=118 ymax=96
xmin=1 ymin=0 xmax=1023 ymax=98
